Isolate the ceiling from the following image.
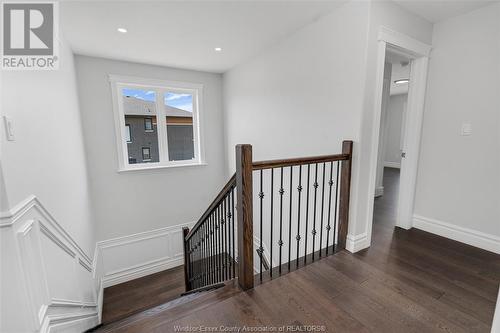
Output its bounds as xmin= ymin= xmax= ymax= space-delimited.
xmin=393 ymin=0 xmax=497 ymax=23
xmin=61 ymin=1 xmax=499 ymax=74
xmin=386 ymin=50 xmax=411 ymax=95
xmin=61 ymin=1 xmax=346 ymax=73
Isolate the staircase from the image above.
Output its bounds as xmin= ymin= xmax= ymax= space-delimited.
xmin=182 ymin=140 xmax=353 ymax=293
xmin=93 ymin=140 xmax=353 ymax=332
xmin=93 ymin=281 xmax=241 ymax=332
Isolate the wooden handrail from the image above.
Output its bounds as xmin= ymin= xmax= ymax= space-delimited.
xmin=185 ymin=174 xmax=236 ymax=240
xmin=252 ymin=153 xmax=350 ymax=170
xmin=182 ymin=140 xmax=353 ymax=293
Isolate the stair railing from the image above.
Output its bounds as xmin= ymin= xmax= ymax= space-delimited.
xmin=183 ymin=140 xmax=353 ymax=292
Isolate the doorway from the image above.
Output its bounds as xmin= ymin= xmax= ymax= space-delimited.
xmin=374 ymin=50 xmax=411 ymax=227
xmin=364 ymin=27 xmax=432 ymax=248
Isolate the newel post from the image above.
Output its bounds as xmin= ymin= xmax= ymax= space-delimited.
xmin=235 ymin=144 xmax=254 ymax=290
xmin=182 ymin=227 xmax=190 ymax=291
xmin=338 ymin=140 xmax=353 ymax=250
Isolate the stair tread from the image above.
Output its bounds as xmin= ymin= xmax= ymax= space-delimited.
xmin=95 ymin=281 xmax=240 ymax=332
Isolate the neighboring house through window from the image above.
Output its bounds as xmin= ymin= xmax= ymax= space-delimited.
xmin=110 ymin=75 xmax=204 ymax=171
xmin=125 ymin=124 xmax=132 ymax=143
xmin=142 ymin=147 xmax=151 ymax=161
xmin=144 ymin=117 xmax=153 ymax=132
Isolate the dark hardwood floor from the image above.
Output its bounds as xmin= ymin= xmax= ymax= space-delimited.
xmin=101 ymin=265 xmax=185 ymax=324
xmin=97 ymin=167 xmax=500 ymax=332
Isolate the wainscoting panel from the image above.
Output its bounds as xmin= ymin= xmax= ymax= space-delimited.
xmin=97 ymin=222 xmax=194 ymax=288
xmin=0 ymin=196 xmax=98 ymax=333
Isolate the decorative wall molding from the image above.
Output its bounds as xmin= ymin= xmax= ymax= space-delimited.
xmin=413 ymin=215 xmax=500 ymax=254
xmin=384 ymin=161 xmax=401 ymax=169
xmin=96 ymin=222 xmax=195 ymax=288
xmin=0 ymin=195 xmax=92 ymax=264
xmin=345 ymin=233 xmax=370 ymax=253
xmin=0 ymin=195 xmax=98 ymax=333
xmin=2 ymin=195 xmax=196 ymax=331
xmin=378 ymin=26 xmax=432 ymax=57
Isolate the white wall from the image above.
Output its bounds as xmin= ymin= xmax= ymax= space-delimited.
xmin=224 ymin=1 xmax=371 ymax=164
xmin=1 ymin=38 xmax=98 ymax=332
xmin=74 ymin=56 xmax=226 ymax=242
xmin=1 ymin=39 xmax=95 ymax=256
xmin=384 ymin=94 xmax=407 ymax=167
xmin=224 ymin=1 xmax=371 ymax=251
xmin=414 ymin=4 xmax=500 ymax=242
xmin=224 ymin=0 xmax=433 ymax=251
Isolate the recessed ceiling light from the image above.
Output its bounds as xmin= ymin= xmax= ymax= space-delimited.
xmin=117 ymin=28 xmax=127 ymax=33
xmin=394 ymin=79 xmax=409 ymax=84
xmin=214 ymin=47 xmax=222 ymax=52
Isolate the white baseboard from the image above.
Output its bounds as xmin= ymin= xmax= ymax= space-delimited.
xmin=345 ymin=233 xmax=370 ymax=253
xmin=384 ymin=161 xmax=401 ymax=169
xmin=375 ymin=186 xmax=384 ymax=197
xmin=102 ymin=257 xmax=184 ymax=288
xmin=413 ymin=215 xmax=500 ymax=254
xmin=44 ymin=312 xmax=99 ymax=333
xmin=96 ymin=221 xmax=194 ymax=288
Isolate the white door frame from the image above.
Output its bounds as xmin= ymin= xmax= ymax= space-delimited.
xmin=365 ymin=27 xmax=431 ymax=243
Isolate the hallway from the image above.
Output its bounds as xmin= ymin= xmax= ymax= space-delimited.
xmin=94 ymin=166 xmax=500 ymax=332
xmin=373 ymin=167 xmax=401 ymax=228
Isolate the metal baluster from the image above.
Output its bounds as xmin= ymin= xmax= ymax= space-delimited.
xmin=333 ymin=162 xmax=340 ymax=251
xmin=214 ymin=207 xmax=218 ymax=283
xmin=312 ymin=163 xmax=319 ymax=261
xmin=194 ymin=231 xmax=198 ymax=289
xmin=192 ymin=232 xmax=196 ymax=289
xmin=213 ymin=211 xmax=216 ymax=283
xmin=203 ymin=222 xmax=207 ymax=286
xmin=217 ymin=204 xmax=222 ymax=282
xmin=278 ymin=167 xmax=284 ymax=275
xmin=188 ymin=237 xmax=192 ymax=289
xmin=259 ymin=169 xmax=264 ymax=282
xmin=326 ymin=162 xmax=334 ymax=255
xmin=197 ymin=230 xmax=201 ymax=288
xmin=205 ymin=220 xmax=209 ymax=285
xmin=221 ymin=199 xmax=225 ymax=281
xmin=192 ymin=236 xmax=195 ymax=288
xmin=270 ymin=169 xmax=274 ymax=278
xmin=288 ymin=166 xmax=293 ymax=271
xmin=231 ymin=186 xmax=236 ymax=278
xmin=319 ymin=162 xmax=326 ymax=257
xmin=304 ymin=164 xmax=310 ymax=265
xmin=200 ymin=224 xmax=204 ymax=287
xmin=227 ymin=193 xmax=232 ymax=280
xmin=207 ymin=214 xmax=212 ymax=285
xmin=296 ymin=165 xmax=302 ymax=268
xmin=224 ymin=195 xmax=228 ymax=280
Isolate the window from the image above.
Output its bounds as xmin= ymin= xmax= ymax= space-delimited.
xmin=110 ymin=75 xmax=204 ymax=171
xmin=144 ymin=117 xmax=153 ymax=132
xmin=142 ymin=147 xmax=151 ymax=161
xmin=125 ymin=124 xmax=132 ymax=143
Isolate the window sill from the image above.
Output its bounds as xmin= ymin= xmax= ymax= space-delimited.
xmin=118 ymin=161 xmax=207 ymax=173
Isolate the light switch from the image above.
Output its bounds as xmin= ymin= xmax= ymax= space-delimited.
xmin=461 ymin=122 xmax=472 ymax=136
xmin=3 ymin=116 xmax=15 ymax=141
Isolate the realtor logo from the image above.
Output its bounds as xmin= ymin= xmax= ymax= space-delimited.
xmin=2 ymin=2 xmax=59 ymax=70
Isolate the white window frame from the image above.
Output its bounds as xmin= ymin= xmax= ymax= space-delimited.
xmin=110 ymin=75 xmax=205 ymax=172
